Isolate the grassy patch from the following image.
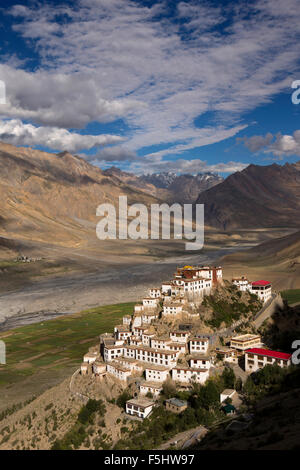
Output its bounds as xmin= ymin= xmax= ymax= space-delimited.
xmin=0 ymin=302 xmax=135 ymax=389
xmin=281 ymin=289 xmax=300 ymax=305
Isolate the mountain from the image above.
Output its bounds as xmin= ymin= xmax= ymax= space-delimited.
xmin=220 ymin=230 xmax=300 ymax=290
xmin=0 ymin=142 xmax=159 ymax=254
xmin=196 ymin=162 xmax=300 ymax=230
xmin=139 ymin=171 xmax=177 ymax=188
xmin=103 ymin=168 xmax=223 ymax=203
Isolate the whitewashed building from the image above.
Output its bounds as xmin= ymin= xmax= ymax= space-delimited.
xmin=149 ymin=288 xmax=161 ymax=298
xmin=189 ymin=355 xmax=211 ymax=369
xmin=142 ymin=297 xmax=159 ymax=309
xmin=123 ymin=345 xmax=137 ymax=359
xmin=250 ymin=281 xmax=272 ymax=303
xmin=122 ymin=315 xmax=132 ymax=326
xmin=135 ymin=346 xmax=177 ymax=367
xmin=103 ymin=345 xmax=124 ymax=362
xmin=170 ymin=331 xmax=190 ymax=344
xmin=106 ymin=362 xmax=131 ymax=382
xmin=145 ymin=365 xmax=171 ymax=382
xmin=162 ymin=303 xmax=183 ymax=316
xmin=232 ymin=277 xmax=249 ymax=291
xmin=150 ymin=337 xmax=172 ymax=350
xmin=230 ymin=334 xmax=261 ymax=351
xmin=133 ymin=325 xmax=149 ymax=337
xmin=114 ymin=325 xmax=132 ymax=341
xmin=172 ymin=366 xmax=209 ymax=384
xmin=126 ymin=398 xmax=155 ymax=419
xmin=245 ymin=348 xmax=292 ymax=372
xmin=81 ymin=362 xmax=88 ymax=374
xmin=92 ymin=362 xmax=106 ymax=376
xmin=142 ymin=332 xmax=155 ymax=347
xmin=142 ymin=312 xmax=158 ymax=324
xmin=220 ymin=389 xmax=236 ymax=403
xmin=129 ymin=336 xmax=143 ymax=346
xmin=83 ymin=352 xmax=98 ymax=364
xmin=139 ymin=381 xmax=163 ymax=397
xmin=189 ymin=337 xmax=209 ymax=354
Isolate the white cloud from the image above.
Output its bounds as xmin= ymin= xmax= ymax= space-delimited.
xmin=128 ymin=157 xmax=248 ymax=175
xmin=0 ymin=65 xmax=142 ymax=128
xmin=240 ymin=130 xmax=300 ymax=157
xmin=0 ymin=119 xmax=124 ymax=152
xmin=0 ymin=0 xmax=299 ymax=164
xmin=87 ymin=146 xmax=138 ymax=162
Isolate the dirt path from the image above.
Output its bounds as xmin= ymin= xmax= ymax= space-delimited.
xmin=157 ymin=425 xmax=207 ymax=450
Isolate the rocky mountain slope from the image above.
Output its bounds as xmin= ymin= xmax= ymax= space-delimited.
xmin=220 ymin=230 xmax=300 ymax=290
xmin=0 ymin=142 xmax=160 ymax=255
xmin=196 ymin=162 xmax=300 ymax=229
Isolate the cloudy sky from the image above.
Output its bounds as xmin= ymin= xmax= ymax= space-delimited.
xmin=0 ymin=0 xmax=300 ymax=175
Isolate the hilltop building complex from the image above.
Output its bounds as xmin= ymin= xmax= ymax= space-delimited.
xmin=80 ymin=265 xmax=287 ymax=419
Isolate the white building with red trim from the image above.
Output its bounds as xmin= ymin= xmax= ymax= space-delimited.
xmin=245 ymin=348 xmax=292 ymax=372
xmin=250 ymin=280 xmax=272 ymax=303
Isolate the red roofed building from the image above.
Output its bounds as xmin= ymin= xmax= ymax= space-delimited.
xmin=245 ymin=347 xmax=292 ymax=372
xmin=250 ymin=280 xmax=272 ymax=303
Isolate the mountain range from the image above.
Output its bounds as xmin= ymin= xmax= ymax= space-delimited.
xmin=103 ymin=167 xmax=223 ymax=204
xmin=196 ymin=161 xmax=300 ymax=230
xmin=0 ymin=141 xmax=299 ymax=260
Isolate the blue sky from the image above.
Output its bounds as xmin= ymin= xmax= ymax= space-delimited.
xmin=0 ymin=0 xmax=300 ymax=176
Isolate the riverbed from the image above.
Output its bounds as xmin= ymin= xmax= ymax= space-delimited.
xmin=0 ymin=247 xmax=238 ymax=331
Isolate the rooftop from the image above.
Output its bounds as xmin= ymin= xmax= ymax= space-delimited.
xmin=251 ymin=280 xmax=271 ymax=286
xmin=231 ymin=334 xmax=260 ymax=342
xmin=140 ymin=380 xmax=163 ymax=389
xmin=222 ymin=389 xmax=236 ymax=395
xmin=166 ymin=398 xmax=188 ymax=407
xmin=127 ymin=398 xmax=154 ymax=408
xmin=246 ymin=348 xmax=291 ymax=360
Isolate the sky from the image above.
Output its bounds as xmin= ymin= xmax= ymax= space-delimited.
xmin=0 ymin=0 xmax=300 ymax=176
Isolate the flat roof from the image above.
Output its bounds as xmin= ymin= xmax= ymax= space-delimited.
xmin=173 ymin=366 xmax=208 ymax=373
xmin=246 ymin=348 xmax=291 ymax=360
xmin=231 ymin=334 xmax=260 ymax=342
xmin=166 ymin=398 xmax=188 ymax=407
xmin=127 ymin=398 xmax=154 ymax=408
xmin=189 ymin=337 xmax=209 ymax=342
xmin=222 ymin=389 xmax=236 ymax=395
xmin=251 ymin=280 xmax=271 ymax=286
xmin=140 ymin=381 xmax=163 ymax=389
xmin=144 ymin=365 xmax=171 ymax=371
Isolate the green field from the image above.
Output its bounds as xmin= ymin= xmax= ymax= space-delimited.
xmin=0 ymin=302 xmax=135 ymax=389
xmin=281 ymin=289 xmax=300 ymax=305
